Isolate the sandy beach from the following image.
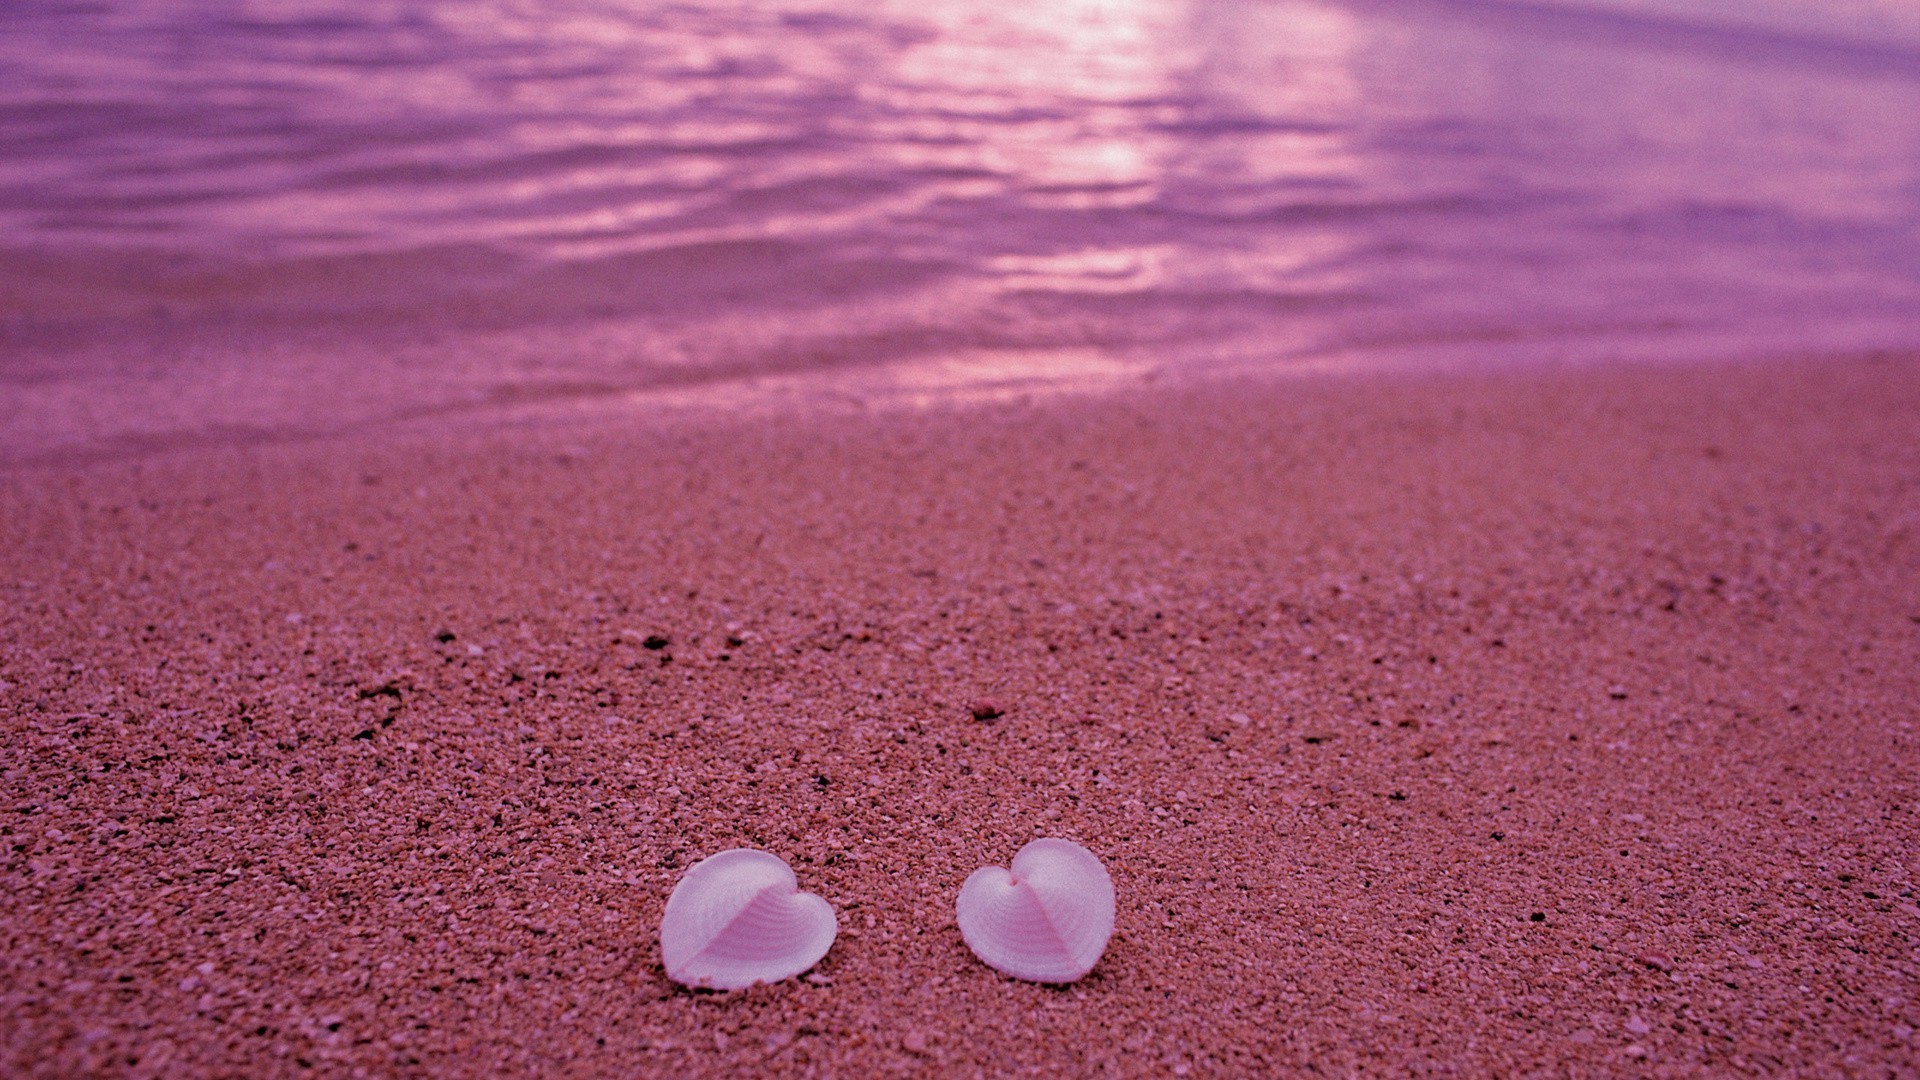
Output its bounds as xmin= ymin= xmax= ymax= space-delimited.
xmin=2 ymin=351 xmax=1918 ymax=1076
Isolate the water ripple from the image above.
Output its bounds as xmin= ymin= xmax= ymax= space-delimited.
xmin=1 ymin=0 xmax=1917 ymax=402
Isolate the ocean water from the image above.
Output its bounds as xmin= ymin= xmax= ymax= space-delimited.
xmin=3 ymin=0 xmax=1919 ymax=454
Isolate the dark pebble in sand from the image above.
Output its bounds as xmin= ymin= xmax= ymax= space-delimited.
xmin=643 ymin=635 xmax=670 ymax=650
xmin=970 ymin=699 xmax=1005 ymax=721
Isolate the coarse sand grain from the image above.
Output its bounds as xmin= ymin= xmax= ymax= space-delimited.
xmin=2 ymin=352 xmax=1918 ymax=1075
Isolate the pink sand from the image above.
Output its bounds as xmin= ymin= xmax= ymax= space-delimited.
xmin=3 ymin=353 xmax=1918 ymax=1075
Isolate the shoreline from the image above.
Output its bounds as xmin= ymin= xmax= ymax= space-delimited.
xmin=3 ymin=351 xmax=1918 ymax=1074
xmin=7 ymin=268 xmax=1919 ymax=473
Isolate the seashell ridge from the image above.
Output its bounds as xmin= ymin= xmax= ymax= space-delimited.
xmin=956 ymin=837 xmax=1115 ymax=983
xmin=659 ymin=848 xmax=836 ymax=990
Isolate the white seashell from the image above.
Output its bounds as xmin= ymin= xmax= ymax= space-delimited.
xmin=659 ymin=848 xmax=836 ymax=990
xmin=956 ymin=837 xmax=1115 ymax=983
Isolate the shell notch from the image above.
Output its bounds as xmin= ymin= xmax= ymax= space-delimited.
xmin=659 ymin=848 xmax=837 ymax=990
xmin=956 ymin=837 xmax=1115 ymax=983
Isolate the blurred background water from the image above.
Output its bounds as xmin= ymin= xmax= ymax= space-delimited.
xmin=2 ymin=0 xmax=1918 ymax=450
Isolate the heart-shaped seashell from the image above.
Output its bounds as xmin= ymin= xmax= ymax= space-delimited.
xmin=659 ymin=848 xmax=836 ymax=990
xmin=957 ymin=837 xmax=1115 ymax=983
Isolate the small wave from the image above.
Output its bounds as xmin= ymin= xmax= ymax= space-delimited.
xmin=0 ymin=236 xmax=963 ymax=334
xmin=1335 ymin=0 xmax=1920 ymax=79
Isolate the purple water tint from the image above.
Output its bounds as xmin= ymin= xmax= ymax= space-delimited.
xmin=2 ymin=0 xmax=1918 ymax=456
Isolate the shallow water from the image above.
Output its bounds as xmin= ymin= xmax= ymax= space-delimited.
xmin=3 ymin=0 xmax=1919 ymax=452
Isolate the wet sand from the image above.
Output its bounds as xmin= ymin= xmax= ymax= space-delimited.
xmin=3 ymin=352 xmax=1918 ymax=1075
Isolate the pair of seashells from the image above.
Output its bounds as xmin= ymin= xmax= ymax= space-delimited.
xmin=660 ymin=838 xmax=1115 ymax=990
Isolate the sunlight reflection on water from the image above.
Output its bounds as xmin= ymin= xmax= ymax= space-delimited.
xmin=1 ymin=0 xmax=1918 ymax=455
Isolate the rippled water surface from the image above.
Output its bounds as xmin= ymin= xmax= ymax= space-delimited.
xmin=3 ymin=0 xmax=1919 ymax=447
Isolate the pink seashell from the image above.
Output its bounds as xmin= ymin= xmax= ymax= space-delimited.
xmin=660 ymin=849 xmax=836 ymax=990
xmin=957 ymin=837 xmax=1115 ymax=983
